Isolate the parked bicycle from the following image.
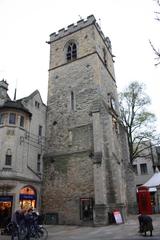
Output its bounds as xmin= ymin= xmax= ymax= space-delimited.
xmin=4 ymin=211 xmax=48 ymax=240
xmin=7 ymin=222 xmax=27 ymax=240
xmin=28 ymin=224 xmax=48 ymax=240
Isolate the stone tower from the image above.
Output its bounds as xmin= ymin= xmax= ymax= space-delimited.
xmin=43 ymin=15 xmax=136 ymax=225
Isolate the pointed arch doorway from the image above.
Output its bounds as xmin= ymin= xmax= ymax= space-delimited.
xmin=19 ymin=186 xmax=37 ymax=209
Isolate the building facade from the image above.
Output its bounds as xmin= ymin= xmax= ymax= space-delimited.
xmin=132 ymin=142 xmax=160 ymax=214
xmin=0 ymin=80 xmax=46 ymax=227
xmin=132 ymin=142 xmax=157 ymax=187
xmin=42 ymin=15 xmax=136 ymax=225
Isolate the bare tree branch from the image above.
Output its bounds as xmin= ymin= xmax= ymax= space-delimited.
xmin=149 ymin=40 xmax=160 ymax=65
xmin=150 ymin=0 xmax=160 ymax=64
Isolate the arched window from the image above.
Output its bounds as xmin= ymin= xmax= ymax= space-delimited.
xmin=19 ymin=186 xmax=37 ymax=209
xmin=66 ymin=42 xmax=77 ymax=61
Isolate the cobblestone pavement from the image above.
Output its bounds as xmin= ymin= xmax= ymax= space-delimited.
xmin=1 ymin=214 xmax=160 ymax=240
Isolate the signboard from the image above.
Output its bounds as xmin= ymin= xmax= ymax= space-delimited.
xmin=113 ymin=210 xmax=123 ymax=224
xmin=0 ymin=196 xmax=13 ymax=202
xmin=19 ymin=194 xmax=36 ymax=200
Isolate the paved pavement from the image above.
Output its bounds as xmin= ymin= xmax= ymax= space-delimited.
xmin=1 ymin=214 xmax=160 ymax=240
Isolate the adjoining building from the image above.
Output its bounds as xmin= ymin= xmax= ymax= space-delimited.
xmin=42 ymin=15 xmax=136 ymax=226
xmin=0 ymin=80 xmax=46 ymax=227
xmin=133 ymin=142 xmax=160 ymax=214
xmin=132 ymin=141 xmax=157 ymax=187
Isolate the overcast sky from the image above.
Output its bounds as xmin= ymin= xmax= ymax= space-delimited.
xmin=0 ymin=0 xmax=160 ymax=132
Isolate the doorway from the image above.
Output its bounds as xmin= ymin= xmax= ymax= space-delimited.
xmin=80 ymin=198 xmax=93 ymax=221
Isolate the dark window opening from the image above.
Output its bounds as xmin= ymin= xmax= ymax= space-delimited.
xmin=9 ymin=113 xmax=16 ymax=125
xmin=37 ymin=154 xmax=41 ymax=172
xmin=0 ymin=113 xmax=4 ymax=125
xmin=103 ymin=48 xmax=107 ymax=66
xmin=35 ymin=101 xmax=40 ymax=108
xmin=71 ymin=91 xmax=74 ymax=111
xmin=38 ymin=125 xmax=42 ymax=136
xmin=140 ymin=163 xmax=148 ymax=175
xmin=5 ymin=155 xmax=12 ymax=166
xmin=20 ymin=115 xmax=24 ymax=127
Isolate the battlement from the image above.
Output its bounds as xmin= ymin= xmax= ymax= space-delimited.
xmin=49 ymin=15 xmax=112 ymax=50
xmin=50 ymin=15 xmax=95 ymax=42
xmin=0 ymin=79 xmax=8 ymax=90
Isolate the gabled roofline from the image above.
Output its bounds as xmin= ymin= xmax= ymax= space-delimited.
xmin=18 ymin=90 xmax=46 ymax=107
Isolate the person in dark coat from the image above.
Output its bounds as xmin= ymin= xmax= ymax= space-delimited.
xmin=11 ymin=208 xmax=26 ymax=226
xmin=24 ymin=207 xmax=34 ymax=240
xmin=138 ymin=214 xmax=153 ymax=236
xmin=11 ymin=208 xmax=26 ymax=240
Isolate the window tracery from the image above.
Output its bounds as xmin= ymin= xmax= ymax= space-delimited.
xmin=66 ymin=42 xmax=77 ymax=61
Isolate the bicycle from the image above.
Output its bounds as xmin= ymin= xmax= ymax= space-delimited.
xmin=28 ymin=211 xmax=48 ymax=240
xmin=7 ymin=221 xmax=48 ymax=240
xmin=29 ymin=224 xmax=48 ymax=240
xmin=7 ymin=222 xmax=27 ymax=240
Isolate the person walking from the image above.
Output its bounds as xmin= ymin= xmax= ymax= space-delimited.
xmin=138 ymin=214 xmax=153 ymax=236
xmin=11 ymin=208 xmax=26 ymax=240
xmin=24 ymin=207 xmax=34 ymax=240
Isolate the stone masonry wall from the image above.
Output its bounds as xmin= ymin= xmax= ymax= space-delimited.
xmin=42 ymin=152 xmax=94 ymax=225
xmin=47 ymin=55 xmax=99 ymax=154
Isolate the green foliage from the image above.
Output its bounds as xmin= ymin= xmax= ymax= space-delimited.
xmin=119 ymin=81 xmax=157 ymax=164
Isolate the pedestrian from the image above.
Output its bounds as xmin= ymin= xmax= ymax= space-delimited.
xmin=138 ymin=213 xmax=153 ymax=236
xmin=11 ymin=208 xmax=26 ymax=227
xmin=11 ymin=208 xmax=26 ymax=240
xmin=24 ymin=207 xmax=34 ymax=240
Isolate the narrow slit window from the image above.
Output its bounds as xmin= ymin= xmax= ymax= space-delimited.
xmin=71 ymin=91 xmax=75 ymax=111
xmin=37 ymin=154 xmax=41 ymax=172
xmin=38 ymin=125 xmax=42 ymax=136
xmin=103 ymin=48 xmax=107 ymax=66
xmin=20 ymin=115 xmax=24 ymax=128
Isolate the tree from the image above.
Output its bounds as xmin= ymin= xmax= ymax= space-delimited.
xmin=150 ymin=0 xmax=160 ymax=65
xmin=119 ymin=81 xmax=157 ymax=164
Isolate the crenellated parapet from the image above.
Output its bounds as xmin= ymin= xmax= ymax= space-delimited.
xmin=48 ymin=14 xmax=112 ymax=50
xmin=50 ymin=15 xmax=95 ymax=42
xmin=0 ymin=79 xmax=8 ymax=91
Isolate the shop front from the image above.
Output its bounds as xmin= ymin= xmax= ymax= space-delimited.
xmin=19 ymin=186 xmax=37 ymax=209
xmin=0 ymin=196 xmax=13 ymax=227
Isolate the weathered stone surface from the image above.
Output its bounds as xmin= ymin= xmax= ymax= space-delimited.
xmin=42 ymin=15 xmax=136 ymax=225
